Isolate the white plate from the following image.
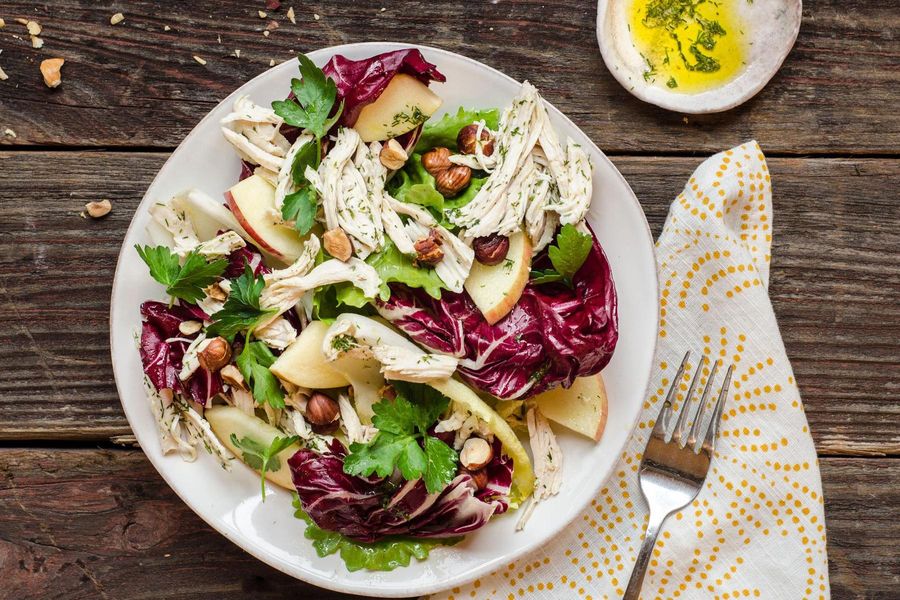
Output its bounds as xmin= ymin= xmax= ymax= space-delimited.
xmin=110 ymin=42 xmax=659 ymax=597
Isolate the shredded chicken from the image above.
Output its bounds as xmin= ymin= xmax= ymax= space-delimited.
xmin=260 ymin=257 xmax=382 ymax=322
xmin=517 ymin=407 xmax=563 ymax=530
xmin=195 ymin=230 xmax=246 ymax=259
xmin=435 ymin=406 xmax=495 ymax=450
xmin=449 ymin=120 xmax=497 ymax=172
xmin=338 ymin=394 xmax=378 ymax=444
xmin=228 ymin=387 xmax=256 ymax=416
xmin=305 ymin=128 xmax=384 ymax=258
xmin=148 ymin=196 xmax=246 ymax=259
xmin=275 ymin=133 xmax=315 ymax=213
xmin=255 ymin=315 xmax=297 ymax=350
xmin=221 ymin=95 xmax=290 ymax=176
xmin=447 ymin=82 xmax=593 ymax=249
xmin=323 ymin=316 xmax=458 ymax=383
xmin=178 ymin=334 xmax=209 ymax=381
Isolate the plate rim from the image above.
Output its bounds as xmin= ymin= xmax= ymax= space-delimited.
xmin=110 ymin=41 xmax=660 ymax=597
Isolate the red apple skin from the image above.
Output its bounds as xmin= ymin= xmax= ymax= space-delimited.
xmin=224 ymin=190 xmax=285 ymax=260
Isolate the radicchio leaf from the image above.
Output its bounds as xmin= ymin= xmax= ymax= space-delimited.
xmin=322 ymin=49 xmax=445 ymax=127
xmin=289 ymin=439 xmax=512 ymax=543
xmin=378 ymin=225 xmax=618 ymax=399
xmin=139 ymin=301 xmax=223 ymax=406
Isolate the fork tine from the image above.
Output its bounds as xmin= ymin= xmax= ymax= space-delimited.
xmin=687 ymin=359 xmax=721 ymax=451
xmin=651 ymin=351 xmax=691 ymax=439
xmin=702 ymin=364 xmax=734 ymax=453
xmin=670 ymin=355 xmax=706 ymax=445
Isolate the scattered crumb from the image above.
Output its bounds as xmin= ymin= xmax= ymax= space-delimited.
xmin=313 ymin=13 xmax=320 ymax=21
xmin=15 ymin=18 xmax=28 ymax=25
xmin=26 ymin=20 xmax=41 ymax=36
xmin=489 ymin=26 xmax=494 ymax=31
xmin=682 ymin=117 xmax=689 ymax=124
xmin=234 ymin=49 xmax=241 ymax=58
xmin=3 ymin=128 xmax=15 ymax=138
xmin=31 ymin=35 xmax=43 ymax=49
xmin=164 ymin=25 xmax=171 ymax=31
xmin=0 ymin=66 xmax=7 ymax=81
xmin=269 ymin=58 xmax=275 ymax=66
xmin=193 ymin=55 xmax=207 ymax=65
xmin=84 ymin=200 xmax=112 ymax=218
xmin=266 ymin=20 xmax=279 ymax=31
xmin=258 ymin=10 xmax=267 ymax=18
xmin=263 ymin=30 xmax=270 ymax=37
xmin=266 ymin=0 xmax=282 ymax=9
xmin=217 ymin=34 xmax=222 ymax=43
xmin=39 ymin=57 xmax=64 ymax=88
xmin=381 ymin=7 xmax=387 ymax=12
xmin=287 ymin=7 xmax=296 ymax=24
xmin=110 ymin=12 xmax=125 ymax=25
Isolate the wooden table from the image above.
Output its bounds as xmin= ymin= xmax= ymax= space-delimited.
xmin=0 ymin=1 xmax=897 ymax=598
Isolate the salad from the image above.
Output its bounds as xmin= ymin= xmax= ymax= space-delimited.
xmin=135 ymin=49 xmax=618 ymax=572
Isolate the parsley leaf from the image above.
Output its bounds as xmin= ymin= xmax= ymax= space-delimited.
xmin=529 ymin=224 xmax=593 ymax=287
xmin=272 ymin=54 xmax=343 ymax=139
xmin=230 ymin=434 xmax=299 ymax=500
xmin=136 ymin=245 xmax=227 ymax=303
xmin=236 ymin=340 xmax=285 ymax=409
xmin=281 ymin=186 xmax=318 ymax=236
xmin=343 ymin=384 xmax=457 ymax=493
xmin=206 ymin=265 xmax=275 ymax=339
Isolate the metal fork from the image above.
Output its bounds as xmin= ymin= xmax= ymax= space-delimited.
xmin=623 ymin=351 xmax=734 ymax=600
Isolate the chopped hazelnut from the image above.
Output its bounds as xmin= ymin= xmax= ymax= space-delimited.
xmin=258 ymin=10 xmax=268 ymax=18
xmin=414 ymin=228 xmax=444 ymax=267
xmin=84 ymin=200 xmax=112 ymax=218
xmin=0 ymin=19 xmax=6 ymax=28
xmin=198 ymin=337 xmax=232 ymax=372
xmin=220 ymin=364 xmax=246 ymax=389
xmin=323 ymin=227 xmax=353 ymax=262
xmin=193 ymin=55 xmax=207 ymax=65
xmin=40 ymin=58 xmax=64 ymax=88
xmin=379 ymin=138 xmax=408 ymax=171
xmin=0 ymin=66 xmax=8 ymax=81
xmin=460 ymin=437 xmax=493 ymax=470
xmin=31 ymin=36 xmax=43 ymax=49
xmin=464 ymin=468 xmax=489 ymax=490
xmin=26 ymin=20 xmax=41 ymax=36
xmin=287 ymin=7 xmax=296 ymax=24
xmin=178 ymin=320 xmax=203 ymax=336
xmin=434 ymin=165 xmax=472 ymax=197
xmin=110 ymin=13 xmax=125 ymax=26
xmin=305 ymin=392 xmax=340 ymax=425
xmin=421 ymin=146 xmax=452 ymax=175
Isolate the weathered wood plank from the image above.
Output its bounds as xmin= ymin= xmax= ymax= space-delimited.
xmin=0 ymin=449 xmax=895 ymax=599
xmin=0 ymin=0 xmax=897 ymax=153
xmin=0 ymin=152 xmax=897 ymax=455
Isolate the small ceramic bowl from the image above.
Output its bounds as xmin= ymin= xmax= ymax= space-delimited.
xmin=597 ymin=0 xmax=802 ymax=113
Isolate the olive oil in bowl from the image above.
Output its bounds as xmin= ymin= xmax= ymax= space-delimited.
xmin=628 ymin=0 xmax=746 ymax=93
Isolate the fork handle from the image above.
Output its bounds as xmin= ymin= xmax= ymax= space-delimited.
xmin=622 ymin=510 xmax=667 ymax=600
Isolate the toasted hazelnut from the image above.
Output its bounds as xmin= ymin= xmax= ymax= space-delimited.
xmin=219 ymin=364 xmax=246 ymax=389
xmin=414 ymin=228 xmax=444 ymax=267
xmin=421 ymin=146 xmax=452 ymax=175
xmin=40 ymin=58 xmax=64 ymax=88
xmin=472 ymin=234 xmax=510 ymax=266
xmin=379 ymin=138 xmax=408 ymax=171
xmin=460 ymin=437 xmax=493 ymax=470
xmin=305 ymin=392 xmax=340 ymax=426
xmin=464 ymin=468 xmax=489 ymax=491
xmin=434 ymin=165 xmax=472 ymax=198
xmin=205 ymin=282 xmax=228 ymax=301
xmin=457 ymin=124 xmax=495 ymax=156
xmin=84 ymin=200 xmax=112 ymax=219
xmin=198 ymin=337 xmax=232 ymax=372
xmin=323 ymin=227 xmax=353 ymax=262
xmin=178 ymin=320 xmax=203 ymax=336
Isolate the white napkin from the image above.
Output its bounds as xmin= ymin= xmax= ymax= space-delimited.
xmin=427 ymin=141 xmax=830 ymax=600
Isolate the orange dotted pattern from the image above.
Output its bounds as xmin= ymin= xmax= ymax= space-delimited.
xmin=429 ymin=142 xmax=829 ymax=600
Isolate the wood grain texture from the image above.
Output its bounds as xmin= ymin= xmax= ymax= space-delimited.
xmin=0 ymin=448 xmax=894 ymax=600
xmin=0 ymin=0 xmax=897 ymax=153
xmin=0 ymin=152 xmax=897 ymax=455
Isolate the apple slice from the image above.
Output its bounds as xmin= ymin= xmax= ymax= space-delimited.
xmin=464 ymin=230 xmax=532 ymax=325
xmin=270 ymin=321 xmax=350 ymax=389
xmin=354 ymin=74 xmax=443 ymax=142
xmin=534 ymin=374 xmax=608 ymax=442
xmin=225 ymin=174 xmax=309 ymax=263
xmin=205 ymin=405 xmax=302 ymax=490
xmin=178 ymin=189 xmax=250 ymax=242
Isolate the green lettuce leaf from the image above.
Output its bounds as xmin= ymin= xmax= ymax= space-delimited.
xmin=415 ymin=106 xmax=500 ymax=152
xmin=342 ymin=239 xmax=446 ymax=305
xmin=293 ymin=497 xmax=460 ymax=572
